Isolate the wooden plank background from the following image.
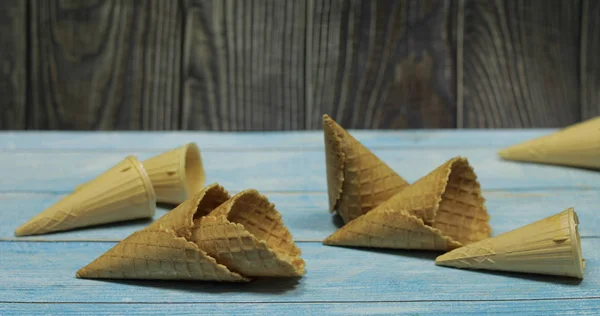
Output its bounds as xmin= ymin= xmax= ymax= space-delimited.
xmin=0 ymin=0 xmax=593 ymax=130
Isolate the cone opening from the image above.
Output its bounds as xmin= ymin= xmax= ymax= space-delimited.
xmin=193 ymin=184 xmax=230 ymax=220
xmin=432 ymin=158 xmax=490 ymax=245
xmin=569 ymin=209 xmax=585 ymax=278
xmin=225 ymin=191 xmax=302 ymax=263
xmin=323 ymin=114 xmax=345 ymax=214
xmin=183 ymin=143 xmax=205 ymax=198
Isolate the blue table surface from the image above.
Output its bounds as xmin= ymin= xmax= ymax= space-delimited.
xmin=0 ymin=130 xmax=598 ymax=315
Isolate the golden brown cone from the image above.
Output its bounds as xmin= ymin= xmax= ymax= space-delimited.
xmin=498 ymin=116 xmax=600 ymax=169
xmin=77 ymin=184 xmax=306 ymax=281
xmin=436 ymin=208 xmax=585 ymax=279
xmin=191 ymin=189 xmax=305 ymax=277
xmin=142 ymin=143 xmax=206 ymax=205
xmin=15 ymin=156 xmax=156 ymax=236
xmin=323 ymin=114 xmax=409 ymax=224
xmin=76 ymin=183 xmax=247 ymax=281
xmin=324 ymin=157 xmax=491 ymax=251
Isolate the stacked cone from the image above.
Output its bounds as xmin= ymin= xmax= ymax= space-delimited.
xmin=76 ymin=183 xmax=306 ymax=281
xmin=15 ymin=156 xmax=156 ymax=236
xmin=499 ymin=116 xmax=600 ymax=170
xmin=15 ymin=143 xmax=206 ymax=237
xmin=323 ymin=114 xmax=409 ymax=223
xmin=324 ymin=156 xmax=491 ymax=251
xmin=436 ymin=208 xmax=585 ymax=279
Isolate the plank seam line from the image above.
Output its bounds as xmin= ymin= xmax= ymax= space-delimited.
xmin=3 ymin=297 xmax=600 ymax=304
xmin=2 ymin=186 xmax=599 ymax=195
xmin=2 ymin=236 xmax=599 ymax=243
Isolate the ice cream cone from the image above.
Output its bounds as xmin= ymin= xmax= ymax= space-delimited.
xmin=142 ymin=143 xmax=205 ymax=205
xmin=435 ymin=208 xmax=585 ymax=279
xmin=76 ymin=183 xmax=247 ymax=281
xmin=76 ymin=184 xmax=305 ymax=281
xmin=324 ymin=157 xmax=491 ymax=251
xmin=190 ymin=190 xmax=305 ymax=277
xmin=323 ymin=114 xmax=409 ymax=224
xmin=498 ymin=116 xmax=600 ymax=169
xmin=15 ymin=156 xmax=156 ymax=236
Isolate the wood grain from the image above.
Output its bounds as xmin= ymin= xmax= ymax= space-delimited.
xmin=1 ymin=240 xmax=597 ymax=302
xmin=0 ymin=0 xmax=27 ymax=130
xmin=182 ymin=0 xmax=307 ymax=131
xmin=28 ymin=0 xmax=182 ymax=130
xmin=3 ymin=300 xmax=600 ymax=315
xmin=3 ymin=147 xmax=600 ymax=193
xmin=459 ymin=0 xmax=581 ymax=128
xmin=581 ymin=0 xmax=600 ymax=119
xmin=306 ymin=0 xmax=456 ymax=129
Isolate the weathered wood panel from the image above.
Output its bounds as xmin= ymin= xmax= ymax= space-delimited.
xmin=307 ymin=0 xmax=456 ymax=129
xmin=459 ymin=0 xmax=581 ymax=128
xmin=28 ymin=0 xmax=182 ymax=130
xmin=581 ymin=0 xmax=600 ymax=119
xmin=182 ymin=0 xmax=307 ymax=131
xmin=0 ymin=0 xmax=27 ymax=130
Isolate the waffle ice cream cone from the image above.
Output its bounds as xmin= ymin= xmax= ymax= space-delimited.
xmin=324 ymin=157 xmax=491 ymax=251
xmin=15 ymin=156 xmax=156 ymax=236
xmin=142 ymin=143 xmax=205 ymax=205
xmin=77 ymin=184 xmax=305 ymax=281
xmin=323 ymin=114 xmax=409 ymax=224
xmin=435 ymin=208 xmax=585 ymax=279
xmin=499 ymin=116 xmax=600 ymax=170
xmin=191 ymin=190 xmax=305 ymax=277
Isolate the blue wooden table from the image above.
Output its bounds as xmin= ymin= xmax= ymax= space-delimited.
xmin=1 ymin=130 xmax=599 ymax=315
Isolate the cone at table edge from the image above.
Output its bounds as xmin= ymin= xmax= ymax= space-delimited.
xmin=498 ymin=116 xmax=600 ymax=170
xmin=15 ymin=156 xmax=156 ymax=236
xmin=142 ymin=142 xmax=206 ymax=205
xmin=435 ymin=208 xmax=585 ymax=279
xmin=76 ymin=183 xmax=248 ymax=281
xmin=323 ymin=114 xmax=409 ymax=224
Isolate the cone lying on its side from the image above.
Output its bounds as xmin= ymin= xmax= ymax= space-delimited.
xmin=76 ymin=183 xmax=305 ymax=281
xmin=142 ymin=143 xmax=205 ymax=205
xmin=436 ymin=208 xmax=585 ymax=279
xmin=324 ymin=157 xmax=491 ymax=251
xmin=499 ymin=116 xmax=600 ymax=170
xmin=15 ymin=156 xmax=156 ymax=236
xmin=323 ymin=114 xmax=409 ymax=224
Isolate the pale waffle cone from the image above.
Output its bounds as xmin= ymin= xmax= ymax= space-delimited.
xmin=498 ymin=116 xmax=600 ymax=169
xmin=15 ymin=156 xmax=156 ymax=236
xmin=142 ymin=143 xmax=206 ymax=205
xmin=324 ymin=157 xmax=491 ymax=251
xmin=323 ymin=114 xmax=409 ymax=224
xmin=76 ymin=183 xmax=247 ymax=281
xmin=436 ymin=208 xmax=585 ymax=279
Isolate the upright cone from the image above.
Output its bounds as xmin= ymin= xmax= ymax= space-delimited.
xmin=323 ymin=114 xmax=409 ymax=224
xmin=142 ymin=143 xmax=205 ymax=205
xmin=436 ymin=208 xmax=585 ymax=279
xmin=77 ymin=184 xmax=305 ymax=281
xmin=324 ymin=157 xmax=491 ymax=251
xmin=15 ymin=156 xmax=156 ymax=236
xmin=499 ymin=116 xmax=600 ymax=169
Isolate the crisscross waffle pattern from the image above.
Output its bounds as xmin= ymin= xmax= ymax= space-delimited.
xmin=77 ymin=184 xmax=305 ymax=281
xmin=323 ymin=157 xmax=491 ymax=251
xmin=323 ymin=114 xmax=408 ymax=224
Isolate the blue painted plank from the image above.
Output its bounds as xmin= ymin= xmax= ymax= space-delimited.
xmin=1 ymin=300 xmax=599 ymax=315
xmin=0 ymin=240 xmax=597 ymax=303
xmin=0 ymin=148 xmax=599 ymax=193
xmin=2 ymin=190 xmax=600 ymax=241
xmin=0 ymin=130 xmax=556 ymax=150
